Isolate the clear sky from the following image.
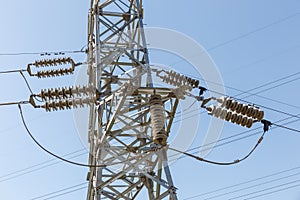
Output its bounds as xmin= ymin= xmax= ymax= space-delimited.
xmin=0 ymin=0 xmax=300 ymax=200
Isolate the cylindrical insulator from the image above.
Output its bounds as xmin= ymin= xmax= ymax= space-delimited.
xmin=219 ymin=109 xmax=227 ymax=120
xmin=225 ymin=110 xmax=232 ymax=121
xmin=241 ymin=104 xmax=249 ymax=115
xmin=255 ymin=110 xmax=264 ymax=121
xmin=206 ymin=105 xmax=215 ymax=115
xmin=217 ymin=96 xmax=227 ymax=107
xmin=213 ymin=107 xmax=222 ymax=118
xmin=235 ymin=115 xmax=243 ymax=125
xmin=246 ymin=106 xmax=254 ymax=117
xmin=251 ymin=109 xmax=258 ymax=119
xmin=246 ymin=118 xmax=253 ymax=128
xmin=235 ymin=103 xmax=243 ymax=113
xmin=194 ymin=80 xmax=200 ymax=88
xmin=227 ymin=100 xmax=236 ymax=110
xmin=230 ymin=113 xmax=238 ymax=123
xmin=150 ymin=95 xmax=167 ymax=146
xmin=241 ymin=116 xmax=248 ymax=127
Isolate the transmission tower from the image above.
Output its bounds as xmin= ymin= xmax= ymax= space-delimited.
xmin=86 ymin=0 xmax=179 ymax=199
xmin=83 ymin=0 xmax=268 ymax=199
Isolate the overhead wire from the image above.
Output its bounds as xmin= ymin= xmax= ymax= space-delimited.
xmin=272 ymin=123 xmax=300 ymax=133
xmin=168 ymin=11 xmax=300 ymax=67
xmin=240 ymin=76 xmax=300 ymax=99
xmin=185 ymin=172 xmax=300 ymax=200
xmin=242 ymin=183 xmax=300 ymax=200
xmin=0 ymin=150 xmax=87 ymax=183
xmin=183 ymin=166 xmax=300 ymax=199
xmin=29 ymin=182 xmax=87 ymax=200
xmin=202 ymin=71 xmax=300 ymax=109
xmin=0 ymin=101 xmax=29 ymax=107
xmin=203 ymin=172 xmax=300 ymax=200
xmin=18 ymin=104 xmax=159 ymax=168
xmin=0 ymin=69 xmax=27 ymax=74
xmin=173 ymin=111 xmax=300 ymax=155
xmin=0 ymin=49 xmax=86 ymax=56
xmin=169 ymin=129 xmax=265 ymax=166
xmin=42 ymin=186 xmax=87 ymax=200
xmin=228 ymin=179 xmax=300 ymax=200
xmin=179 ymin=118 xmax=300 ymax=200
xmin=169 ymin=114 xmax=300 ymax=164
xmin=18 ymin=104 xmax=106 ymax=168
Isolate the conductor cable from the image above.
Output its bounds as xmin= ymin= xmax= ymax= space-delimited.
xmin=169 ymin=130 xmax=266 ymax=166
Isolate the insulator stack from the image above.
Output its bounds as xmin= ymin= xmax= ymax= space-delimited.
xmin=217 ymin=96 xmax=264 ymax=121
xmin=38 ymin=85 xmax=95 ymax=101
xmin=160 ymin=70 xmax=199 ymax=89
xmin=33 ymin=57 xmax=74 ymax=67
xmin=42 ymin=97 xmax=96 ymax=112
xmin=27 ymin=57 xmax=76 ymax=78
xmin=204 ymin=96 xmax=265 ymax=128
xmin=29 ymin=84 xmax=97 ymax=112
xmin=150 ymin=95 xmax=167 ymax=146
xmin=207 ymin=105 xmax=254 ymax=128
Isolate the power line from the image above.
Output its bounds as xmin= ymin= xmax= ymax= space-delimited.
xmin=0 ymin=49 xmax=86 ymax=56
xmin=183 ymin=166 xmax=300 ymax=200
xmin=171 ymin=114 xmax=300 ymax=164
xmin=202 ymin=71 xmax=300 ymax=109
xmin=237 ymin=71 xmax=300 ymax=98
xmin=0 ymin=150 xmax=87 ymax=183
xmin=272 ymin=123 xmax=300 ymax=133
xmin=42 ymin=186 xmax=87 ymax=200
xmin=18 ymin=104 xmax=106 ymax=168
xmin=29 ymin=182 xmax=87 ymax=200
xmin=198 ymin=117 xmax=300 ymax=154
xmin=202 ymin=172 xmax=300 ymax=200
xmin=237 ymin=77 xmax=300 ymax=100
xmin=229 ymin=179 xmax=300 ymax=200
xmin=243 ymin=183 xmax=300 ymax=200
xmin=0 ymin=101 xmax=29 ymax=107
xmin=169 ymin=128 xmax=265 ymax=166
xmin=169 ymin=11 xmax=300 ymax=67
xmin=18 ymin=104 xmax=158 ymax=168
xmin=0 ymin=69 xmax=27 ymax=74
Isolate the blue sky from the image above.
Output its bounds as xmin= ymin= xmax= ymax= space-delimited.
xmin=0 ymin=0 xmax=300 ymax=200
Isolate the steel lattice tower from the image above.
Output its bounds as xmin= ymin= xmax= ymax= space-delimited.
xmin=86 ymin=0 xmax=179 ymax=199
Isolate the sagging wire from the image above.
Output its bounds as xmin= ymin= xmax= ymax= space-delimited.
xmin=18 ymin=103 xmax=162 ymax=167
xmin=169 ymin=121 xmax=271 ymax=166
xmin=18 ymin=104 xmax=106 ymax=168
